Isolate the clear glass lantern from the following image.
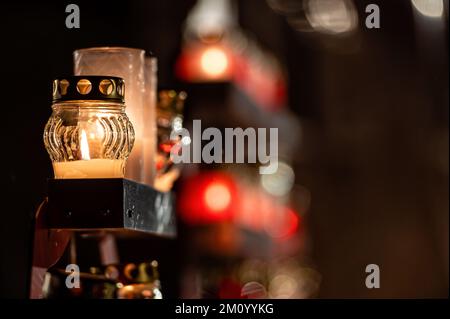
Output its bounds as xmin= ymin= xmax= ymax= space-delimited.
xmin=43 ymin=76 xmax=135 ymax=179
xmin=73 ymin=47 xmax=145 ymax=183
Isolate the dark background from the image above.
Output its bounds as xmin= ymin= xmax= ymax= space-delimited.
xmin=0 ymin=0 xmax=448 ymax=298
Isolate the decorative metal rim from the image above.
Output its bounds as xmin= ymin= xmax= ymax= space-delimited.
xmin=52 ymin=75 xmax=125 ymax=103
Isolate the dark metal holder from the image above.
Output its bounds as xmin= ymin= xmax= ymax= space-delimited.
xmin=46 ymin=178 xmax=176 ymax=237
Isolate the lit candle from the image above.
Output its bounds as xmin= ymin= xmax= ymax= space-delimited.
xmin=52 ymin=129 xmax=125 ymax=179
xmin=44 ymin=76 xmax=135 ymax=180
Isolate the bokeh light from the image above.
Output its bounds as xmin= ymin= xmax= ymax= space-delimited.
xmin=200 ymin=47 xmax=229 ymax=77
xmin=305 ymin=0 xmax=358 ymax=34
xmin=178 ymin=172 xmax=237 ymax=224
xmin=204 ymin=182 xmax=232 ymax=212
xmin=264 ymin=207 xmax=300 ymax=239
xmin=411 ymin=0 xmax=444 ymax=18
xmin=269 ymin=274 xmax=298 ymax=298
xmin=241 ymin=281 xmax=268 ymax=299
xmin=261 ymin=161 xmax=295 ymax=197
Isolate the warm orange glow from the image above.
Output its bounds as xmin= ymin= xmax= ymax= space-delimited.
xmin=204 ymin=182 xmax=231 ymax=212
xmin=80 ymin=129 xmax=90 ymax=160
xmin=200 ymin=47 xmax=229 ymax=77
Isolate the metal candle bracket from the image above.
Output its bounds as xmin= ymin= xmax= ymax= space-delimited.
xmin=46 ymin=178 xmax=176 ymax=236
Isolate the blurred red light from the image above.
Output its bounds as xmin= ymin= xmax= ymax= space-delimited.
xmin=175 ymin=41 xmax=286 ymax=111
xmin=218 ymin=278 xmax=242 ymax=299
xmin=264 ymin=206 xmax=300 ymax=240
xmin=204 ymin=182 xmax=232 ymax=212
xmin=178 ymin=172 xmax=237 ymax=225
xmin=283 ymin=208 xmax=300 ymax=238
xmin=178 ymin=172 xmax=301 ymax=241
xmin=175 ymin=43 xmax=233 ymax=82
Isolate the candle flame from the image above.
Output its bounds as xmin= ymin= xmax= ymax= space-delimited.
xmin=80 ymin=129 xmax=91 ymax=160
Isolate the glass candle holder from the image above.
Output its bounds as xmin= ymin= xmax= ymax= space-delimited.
xmin=73 ymin=47 xmax=145 ymax=182
xmin=43 ymin=76 xmax=135 ymax=179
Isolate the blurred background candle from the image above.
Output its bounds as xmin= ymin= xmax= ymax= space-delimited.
xmin=52 ymin=159 xmax=125 ymax=179
xmin=74 ymin=47 xmax=146 ymax=183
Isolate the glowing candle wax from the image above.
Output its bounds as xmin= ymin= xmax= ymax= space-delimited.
xmin=53 ymin=159 xmax=125 ymax=179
